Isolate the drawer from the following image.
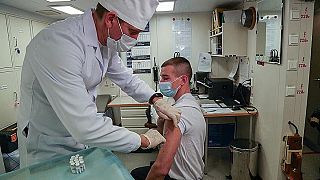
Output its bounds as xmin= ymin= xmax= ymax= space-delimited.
xmin=121 ymin=117 xmax=147 ymax=127
xmin=121 ymin=108 xmax=147 ymax=117
xmin=120 ymin=107 xmax=148 ymax=111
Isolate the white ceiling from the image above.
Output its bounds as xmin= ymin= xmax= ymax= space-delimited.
xmin=0 ymin=0 xmax=281 ymax=20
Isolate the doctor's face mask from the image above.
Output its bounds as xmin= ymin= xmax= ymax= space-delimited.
xmin=107 ymin=18 xmax=138 ymax=52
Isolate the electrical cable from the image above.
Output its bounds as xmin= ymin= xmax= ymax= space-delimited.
xmin=243 ymin=106 xmax=259 ymax=115
xmin=239 ymin=85 xmax=248 ymax=106
xmin=288 ymin=121 xmax=299 ymax=135
xmin=234 ymin=78 xmax=251 ymax=107
xmin=241 ymin=79 xmax=251 ymax=85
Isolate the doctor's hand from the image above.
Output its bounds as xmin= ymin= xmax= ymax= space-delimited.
xmin=153 ymin=99 xmax=181 ymax=127
xmin=140 ymin=129 xmax=166 ymax=149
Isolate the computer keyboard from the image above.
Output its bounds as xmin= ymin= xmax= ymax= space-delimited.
xmin=221 ymin=98 xmax=241 ymax=107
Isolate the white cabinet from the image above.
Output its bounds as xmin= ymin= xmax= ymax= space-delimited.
xmin=14 ymin=68 xmax=22 ymax=104
xmin=0 ymin=14 xmax=12 ymax=69
xmin=7 ymin=16 xmax=32 ymax=67
xmin=209 ymin=23 xmax=248 ymax=57
xmin=120 ymin=107 xmax=148 ymax=127
xmin=120 ymin=106 xmax=149 ymax=134
xmin=0 ymin=71 xmax=18 ymax=130
xmin=31 ymin=21 xmax=48 ymax=38
xmin=0 ymin=14 xmax=48 ymax=131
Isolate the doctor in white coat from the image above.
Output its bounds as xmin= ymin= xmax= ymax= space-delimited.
xmin=17 ymin=0 xmax=181 ymax=166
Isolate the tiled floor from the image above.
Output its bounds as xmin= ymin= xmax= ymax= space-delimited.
xmin=302 ymin=146 xmax=320 ymax=180
xmin=115 ymin=146 xmax=320 ymax=180
xmin=115 ymin=148 xmax=232 ymax=180
xmin=1 ymin=145 xmax=318 ymax=179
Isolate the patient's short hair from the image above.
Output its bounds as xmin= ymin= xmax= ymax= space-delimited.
xmin=96 ymin=3 xmax=110 ymax=20
xmin=161 ymin=57 xmax=192 ymax=82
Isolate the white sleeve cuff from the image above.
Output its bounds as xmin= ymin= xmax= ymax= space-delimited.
xmin=129 ymin=133 xmax=141 ymax=152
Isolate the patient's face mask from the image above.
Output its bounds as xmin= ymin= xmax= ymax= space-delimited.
xmin=107 ymin=18 xmax=138 ymax=52
xmin=159 ymin=76 xmax=183 ymax=97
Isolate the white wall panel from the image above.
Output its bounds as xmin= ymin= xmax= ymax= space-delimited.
xmin=0 ymin=14 xmax=12 ymax=69
xmin=249 ymin=1 xmax=314 ymax=179
xmin=31 ymin=20 xmax=48 ymax=38
xmin=0 ymin=71 xmax=18 ymax=130
xmin=7 ymin=16 xmax=32 ymax=67
xmin=150 ymin=12 xmax=211 ymax=79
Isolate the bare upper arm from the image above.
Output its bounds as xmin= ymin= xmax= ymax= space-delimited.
xmin=153 ymin=120 xmax=182 ymax=172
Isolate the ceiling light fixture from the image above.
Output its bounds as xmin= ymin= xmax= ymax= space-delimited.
xmin=50 ymin=5 xmax=83 ymax=15
xmin=46 ymin=0 xmax=72 ymax=2
xmin=156 ymin=1 xmax=175 ymax=12
xmin=35 ymin=10 xmax=61 ymax=16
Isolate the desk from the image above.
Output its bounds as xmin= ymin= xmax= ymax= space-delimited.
xmin=108 ymin=96 xmax=149 ymax=130
xmin=200 ymin=99 xmax=257 ymax=174
xmin=108 ymin=96 xmax=257 ymax=174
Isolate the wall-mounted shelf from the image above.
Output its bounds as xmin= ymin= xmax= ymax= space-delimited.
xmin=209 ymin=23 xmax=248 ymax=57
xmin=210 ymin=32 xmax=223 ymax=38
xmin=211 ymin=54 xmax=224 ymax=57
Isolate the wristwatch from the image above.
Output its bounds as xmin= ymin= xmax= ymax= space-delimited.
xmin=148 ymin=93 xmax=163 ymax=104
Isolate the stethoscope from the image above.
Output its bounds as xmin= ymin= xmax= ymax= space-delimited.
xmin=174 ymin=51 xmax=180 ymax=58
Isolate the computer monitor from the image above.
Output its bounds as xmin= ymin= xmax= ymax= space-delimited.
xmin=206 ymin=78 xmax=233 ymax=100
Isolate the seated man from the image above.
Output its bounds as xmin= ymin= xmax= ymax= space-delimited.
xmin=131 ymin=57 xmax=206 ymax=180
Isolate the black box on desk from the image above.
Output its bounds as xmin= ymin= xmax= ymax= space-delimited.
xmin=206 ymin=78 xmax=233 ymax=100
xmin=0 ymin=124 xmax=18 ymax=153
xmin=208 ymin=123 xmax=235 ymax=147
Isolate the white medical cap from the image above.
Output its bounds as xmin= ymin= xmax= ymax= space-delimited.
xmin=99 ymin=0 xmax=159 ymax=30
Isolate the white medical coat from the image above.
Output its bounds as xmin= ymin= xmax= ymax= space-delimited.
xmin=17 ymin=9 xmax=154 ymax=165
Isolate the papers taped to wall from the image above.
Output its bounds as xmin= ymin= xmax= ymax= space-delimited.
xmin=197 ymin=52 xmax=212 ymax=72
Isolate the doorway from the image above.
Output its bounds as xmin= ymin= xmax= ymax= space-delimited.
xmin=304 ymin=1 xmax=320 ymax=152
xmin=302 ymin=2 xmax=320 ymax=179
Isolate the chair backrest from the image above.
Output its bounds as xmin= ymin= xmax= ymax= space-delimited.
xmin=96 ymin=94 xmax=112 ymax=113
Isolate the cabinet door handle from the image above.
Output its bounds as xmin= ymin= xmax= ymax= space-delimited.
xmin=13 ymin=92 xmax=18 ymax=101
xmin=13 ymin=92 xmax=20 ymax=106
xmin=314 ymin=78 xmax=320 ymax=81
xmin=15 ymin=48 xmax=20 ymax=54
xmin=13 ymin=36 xmax=18 ymax=47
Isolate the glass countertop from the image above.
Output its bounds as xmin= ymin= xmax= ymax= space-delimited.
xmin=0 ymin=147 xmax=134 ymax=180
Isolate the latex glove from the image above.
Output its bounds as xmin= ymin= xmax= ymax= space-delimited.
xmin=141 ymin=129 xmax=166 ymax=149
xmin=153 ymin=99 xmax=181 ymax=127
xmin=157 ymin=117 xmax=165 ymax=125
